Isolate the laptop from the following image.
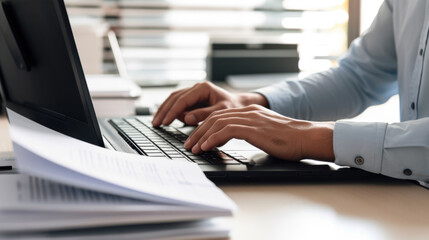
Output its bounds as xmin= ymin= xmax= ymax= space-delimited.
xmin=0 ymin=0 xmax=381 ymax=181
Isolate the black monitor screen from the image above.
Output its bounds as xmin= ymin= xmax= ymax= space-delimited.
xmin=0 ymin=0 xmax=104 ymax=147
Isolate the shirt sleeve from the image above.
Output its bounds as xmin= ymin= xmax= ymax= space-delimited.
xmin=258 ymin=1 xmax=429 ymax=186
xmin=334 ymin=118 xmax=429 ymax=185
xmin=255 ymin=0 xmax=398 ymax=121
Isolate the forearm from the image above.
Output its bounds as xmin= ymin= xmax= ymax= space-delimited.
xmin=255 ymin=64 xmax=397 ymax=121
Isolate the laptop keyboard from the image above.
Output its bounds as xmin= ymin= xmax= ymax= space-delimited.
xmin=109 ymin=117 xmax=250 ymax=165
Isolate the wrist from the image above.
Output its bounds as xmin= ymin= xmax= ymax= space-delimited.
xmin=237 ymin=93 xmax=269 ymax=108
xmin=302 ymin=122 xmax=335 ymax=162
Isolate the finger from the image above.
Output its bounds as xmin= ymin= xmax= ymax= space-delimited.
xmin=153 ymin=90 xmax=184 ymax=124
xmin=162 ymin=85 xmax=211 ymax=126
xmin=185 ymin=106 xmax=263 ymax=147
xmin=191 ymin=117 xmax=253 ymax=154
xmin=184 ymin=105 xmax=222 ymax=125
xmin=185 ymin=113 xmax=252 ymax=150
xmin=177 ymin=112 xmax=187 ymax=123
xmin=199 ymin=124 xmax=255 ymax=152
xmin=186 ymin=108 xmax=259 ymax=143
xmin=185 ymin=111 xmax=243 ymax=145
xmin=187 ymin=106 xmax=263 ymax=140
xmin=152 ymin=88 xmax=189 ymax=126
xmin=202 ymin=104 xmax=262 ymax=119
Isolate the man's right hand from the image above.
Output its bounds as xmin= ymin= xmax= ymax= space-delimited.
xmin=152 ymin=81 xmax=269 ymax=127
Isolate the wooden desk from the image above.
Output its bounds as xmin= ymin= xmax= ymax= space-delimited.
xmin=1 ymin=116 xmax=429 ymax=240
xmin=222 ymin=183 xmax=429 ymax=240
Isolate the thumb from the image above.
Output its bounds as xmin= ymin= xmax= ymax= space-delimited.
xmin=185 ymin=105 xmax=220 ymax=125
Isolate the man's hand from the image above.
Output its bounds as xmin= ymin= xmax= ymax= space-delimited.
xmin=184 ymin=105 xmax=335 ymax=162
xmin=152 ymin=81 xmax=268 ymax=126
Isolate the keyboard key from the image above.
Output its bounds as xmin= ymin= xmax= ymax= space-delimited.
xmin=209 ymin=157 xmax=240 ymax=165
xmin=188 ymin=155 xmax=205 ymax=160
xmin=146 ymin=153 xmax=166 ymax=157
xmin=164 ymin=150 xmax=180 ymax=155
xmin=134 ymin=141 xmax=152 ymax=145
xmin=171 ymin=158 xmax=191 ymax=163
xmin=129 ymin=137 xmax=148 ymax=141
xmin=160 ymin=147 xmax=175 ymax=152
xmin=140 ymin=147 xmax=159 ymax=151
xmin=162 ymin=126 xmax=175 ymax=131
xmin=137 ymin=142 xmax=155 ymax=146
xmin=144 ymin=149 xmax=162 ymax=153
xmin=151 ymin=138 xmax=165 ymax=142
xmin=110 ymin=118 xmax=245 ymax=166
xmin=156 ymin=144 xmax=171 ymax=148
xmin=191 ymin=159 xmax=211 ymax=165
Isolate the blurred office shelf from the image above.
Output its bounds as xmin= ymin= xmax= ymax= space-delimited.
xmin=65 ymin=0 xmax=349 ymax=84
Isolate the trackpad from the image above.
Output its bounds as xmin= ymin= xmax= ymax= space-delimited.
xmin=218 ymin=139 xmax=260 ymax=151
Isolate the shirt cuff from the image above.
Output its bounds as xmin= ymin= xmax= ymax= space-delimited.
xmin=334 ymin=120 xmax=387 ymax=174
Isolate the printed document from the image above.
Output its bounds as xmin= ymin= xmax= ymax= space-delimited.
xmin=7 ymin=110 xmax=236 ymax=210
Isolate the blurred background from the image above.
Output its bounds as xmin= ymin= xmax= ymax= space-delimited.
xmin=65 ymin=0 xmax=383 ymax=84
xmin=0 ymin=0 xmax=386 ymax=116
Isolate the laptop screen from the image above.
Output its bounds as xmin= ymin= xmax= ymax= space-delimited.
xmin=0 ymin=0 xmax=104 ymax=147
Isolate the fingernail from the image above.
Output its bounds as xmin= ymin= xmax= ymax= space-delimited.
xmin=184 ymin=139 xmax=190 ymax=149
xmin=152 ymin=117 xmax=159 ymax=126
xmin=185 ymin=114 xmax=197 ymax=125
xmin=192 ymin=143 xmax=200 ymax=154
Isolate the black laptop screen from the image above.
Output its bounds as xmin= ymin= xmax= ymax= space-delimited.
xmin=0 ymin=0 xmax=104 ymax=147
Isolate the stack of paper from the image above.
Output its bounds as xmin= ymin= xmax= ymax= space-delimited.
xmin=1 ymin=218 xmax=230 ymax=240
xmin=0 ymin=110 xmax=236 ymax=238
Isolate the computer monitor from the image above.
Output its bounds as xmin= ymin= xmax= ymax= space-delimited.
xmin=0 ymin=0 xmax=104 ymax=147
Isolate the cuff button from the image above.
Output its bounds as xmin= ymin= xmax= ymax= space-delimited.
xmin=354 ymin=156 xmax=364 ymax=165
xmin=403 ymin=168 xmax=412 ymax=176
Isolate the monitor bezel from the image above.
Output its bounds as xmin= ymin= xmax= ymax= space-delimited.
xmin=0 ymin=0 xmax=104 ymax=147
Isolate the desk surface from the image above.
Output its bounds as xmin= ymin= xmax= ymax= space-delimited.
xmin=1 ymin=116 xmax=429 ymax=240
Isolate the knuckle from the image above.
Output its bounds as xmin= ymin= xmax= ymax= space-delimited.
xmin=170 ymin=89 xmax=185 ymax=98
xmin=170 ymin=90 xmax=181 ymax=96
xmin=249 ymin=104 xmax=261 ymax=110
xmin=217 ymin=101 xmax=228 ymax=109
xmin=175 ymin=97 xmax=188 ymax=108
xmin=212 ymin=109 xmax=224 ymax=115
xmin=200 ymin=81 xmax=212 ymax=88
xmin=224 ymin=124 xmax=236 ymax=133
xmin=206 ymin=113 xmax=215 ymax=121
xmin=244 ymin=105 xmax=255 ymax=111
xmin=213 ymin=118 xmax=227 ymax=128
xmin=208 ymin=110 xmax=221 ymax=119
xmin=176 ymin=95 xmax=186 ymax=103
xmin=248 ymin=110 xmax=260 ymax=118
xmin=206 ymin=115 xmax=220 ymax=126
xmin=195 ymin=81 xmax=211 ymax=90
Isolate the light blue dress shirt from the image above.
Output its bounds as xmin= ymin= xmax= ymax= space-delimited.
xmin=256 ymin=0 xmax=429 ymax=186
